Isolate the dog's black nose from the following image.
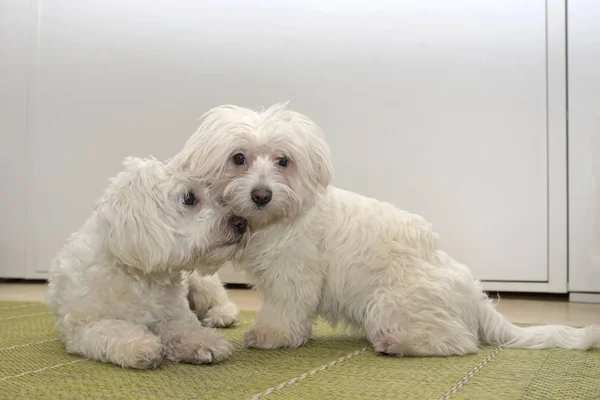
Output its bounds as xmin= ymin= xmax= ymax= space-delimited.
xmin=228 ymin=216 xmax=248 ymax=235
xmin=251 ymin=188 xmax=272 ymax=206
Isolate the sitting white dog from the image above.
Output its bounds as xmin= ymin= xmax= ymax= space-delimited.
xmin=172 ymin=103 xmax=599 ymax=357
xmin=47 ymin=156 xmax=247 ymax=369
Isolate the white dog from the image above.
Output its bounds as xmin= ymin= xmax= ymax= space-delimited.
xmin=171 ymin=103 xmax=600 ymax=357
xmin=47 ymin=156 xmax=247 ymax=369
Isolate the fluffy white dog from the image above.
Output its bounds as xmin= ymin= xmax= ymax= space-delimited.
xmin=171 ymin=103 xmax=600 ymax=357
xmin=47 ymin=156 xmax=247 ymax=369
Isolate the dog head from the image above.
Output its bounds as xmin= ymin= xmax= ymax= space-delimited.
xmin=169 ymin=103 xmax=333 ymax=228
xmin=96 ymin=157 xmax=248 ymax=273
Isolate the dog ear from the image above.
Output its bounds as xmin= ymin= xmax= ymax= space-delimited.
xmin=267 ymin=103 xmax=333 ymax=190
xmin=308 ymin=135 xmax=333 ymax=189
xmin=97 ymin=157 xmax=175 ymax=272
xmin=291 ymin=114 xmax=333 ymax=190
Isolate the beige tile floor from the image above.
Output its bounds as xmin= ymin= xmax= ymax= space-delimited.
xmin=1 ymin=282 xmax=599 ymax=326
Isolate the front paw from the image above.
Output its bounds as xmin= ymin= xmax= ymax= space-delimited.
xmin=202 ymin=302 xmax=239 ymax=328
xmin=165 ymin=328 xmax=232 ymax=364
xmin=244 ymin=326 xmax=307 ymax=349
xmin=118 ymin=333 xmax=164 ymax=369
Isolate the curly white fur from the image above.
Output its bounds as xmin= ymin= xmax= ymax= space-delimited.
xmin=47 ymin=157 xmax=245 ymax=369
xmin=171 ymin=103 xmax=600 ymax=357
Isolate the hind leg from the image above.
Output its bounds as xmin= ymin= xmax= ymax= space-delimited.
xmin=365 ymin=294 xmax=479 ymax=357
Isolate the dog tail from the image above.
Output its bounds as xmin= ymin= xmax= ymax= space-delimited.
xmin=477 ymin=300 xmax=600 ymax=350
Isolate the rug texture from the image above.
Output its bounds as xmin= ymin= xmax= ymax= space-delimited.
xmin=0 ymin=300 xmax=599 ymax=400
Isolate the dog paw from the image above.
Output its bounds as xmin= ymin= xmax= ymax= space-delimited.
xmin=244 ymin=326 xmax=306 ymax=349
xmin=165 ymin=328 xmax=232 ymax=364
xmin=373 ymin=333 xmax=407 ymax=357
xmin=202 ymin=302 xmax=239 ymax=328
xmin=191 ymin=336 xmax=232 ymax=364
xmin=121 ymin=334 xmax=164 ymax=369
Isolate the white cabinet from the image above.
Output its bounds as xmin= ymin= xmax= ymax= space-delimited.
xmin=0 ymin=0 xmax=31 ymax=279
xmin=567 ymin=0 xmax=600 ymax=302
xmin=1 ymin=0 xmax=568 ymax=292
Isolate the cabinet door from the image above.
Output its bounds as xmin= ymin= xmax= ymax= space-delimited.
xmin=0 ymin=0 xmax=30 ymax=278
xmin=567 ymin=0 xmax=600 ymax=293
xmin=24 ymin=0 xmax=566 ymax=287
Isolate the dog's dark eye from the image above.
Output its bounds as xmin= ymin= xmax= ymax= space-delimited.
xmin=232 ymin=153 xmax=246 ymax=166
xmin=278 ymin=156 xmax=289 ymax=167
xmin=182 ymin=191 xmax=198 ymax=206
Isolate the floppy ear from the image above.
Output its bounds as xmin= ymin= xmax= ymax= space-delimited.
xmin=308 ymin=132 xmax=333 ymax=189
xmin=97 ymin=157 xmax=175 ymax=272
xmin=292 ymin=113 xmax=334 ymax=190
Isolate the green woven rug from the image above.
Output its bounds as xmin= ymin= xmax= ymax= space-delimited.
xmin=1 ymin=301 xmax=599 ymax=399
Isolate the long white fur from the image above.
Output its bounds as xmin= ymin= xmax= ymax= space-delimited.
xmin=171 ymin=103 xmax=600 ymax=357
xmin=47 ymin=157 xmax=243 ymax=369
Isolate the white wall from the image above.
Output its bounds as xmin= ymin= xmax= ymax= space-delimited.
xmin=567 ymin=0 xmax=600 ymax=295
xmin=1 ymin=0 xmax=568 ymax=291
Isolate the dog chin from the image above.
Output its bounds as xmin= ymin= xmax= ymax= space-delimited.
xmin=228 ymin=201 xmax=293 ymax=229
xmin=197 ymin=245 xmax=242 ymax=270
xmin=242 ymin=211 xmax=280 ymax=230
xmin=215 ymin=241 xmax=247 ymax=267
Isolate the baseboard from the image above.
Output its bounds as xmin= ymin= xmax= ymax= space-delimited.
xmin=569 ymin=292 xmax=600 ymax=304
